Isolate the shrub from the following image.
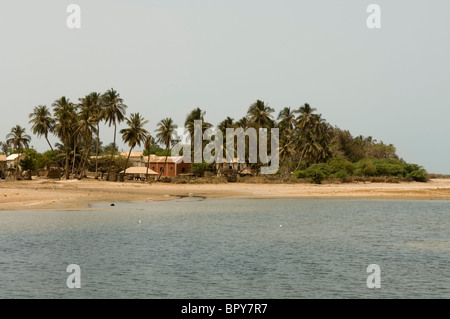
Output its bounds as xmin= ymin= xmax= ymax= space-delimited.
xmin=407 ymin=168 xmax=429 ymax=182
xmin=87 ymin=155 xmax=130 ymax=174
xmin=332 ymin=170 xmax=348 ymax=179
xmin=292 ymin=170 xmax=306 ymax=179
xmin=308 ymin=163 xmax=331 ymax=177
xmin=374 ymin=162 xmax=404 ymax=177
xmin=19 ymin=156 xmax=36 ymax=171
xmin=304 ymin=167 xmax=326 ymax=184
xmin=355 ymin=159 xmax=376 ymax=176
xmin=327 ymin=157 xmax=354 ymax=174
xmin=292 ymin=164 xmax=328 ymax=183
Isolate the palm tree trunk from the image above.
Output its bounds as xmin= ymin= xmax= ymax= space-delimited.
xmin=146 ymin=151 xmax=150 ymax=181
xmin=107 ymin=124 xmax=117 ymax=181
xmin=294 ymin=147 xmax=306 ymax=172
xmin=158 ymin=145 xmax=169 ymax=181
xmin=77 ymin=135 xmax=92 ymax=179
xmin=15 ymin=147 xmax=21 ymax=180
xmin=71 ymin=137 xmax=77 ymax=178
xmin=124 ymin=147 xmax=134 ymax=176
xmin=95 ymin=124 xmax=100 ymax=179
xmin=45 ymin=134 xmax=55 ymax=156
xmin=65 ymin=146 xmax=70 ymax=179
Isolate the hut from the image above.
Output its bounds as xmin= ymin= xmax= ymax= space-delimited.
xmin=0 ymin=155 xmax=6 ymax=178
xmin=120 ymin=166 xmax=158 ymax=181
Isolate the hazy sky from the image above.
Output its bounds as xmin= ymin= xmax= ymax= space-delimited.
xmin=0 ymin=0 xmax=449 ymax=173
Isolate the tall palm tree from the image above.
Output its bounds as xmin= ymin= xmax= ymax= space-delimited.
xmin=53 ymin=96 xmax=76 ymax=179
xmin=277 ymin=107 xmax=296 ymax=131
xmin=28 ymin=105 xmax=55 ymax=156
xmin=247 ymin=100 xmax=275 ymax=129
xmin=120 ymin=113 xmax=149 ymax=175
xmin=6 ymin=125 xmax=31 ymax=179
xmin=217 ymin=117 xmax=235 ymax=133
xmin=218 ymin=117 xmax=236 ymax=161
xmin=103 ymin=88 xmax=127 ymax=180
xmin=144 ymin=135 xmax=153 ymax=180
xmin=75 ymin=95 xmax=98 ymax=179
xmin=155 ymin=117 xmax=177 ymax=181
xmin=295 ymin=103 xmax=317 ymax=131
xmin=184 ymin=107 xmax=212 ymax=142
xmin=0 ymin=141 xmax=11 ymax=156
xmin=86 ymin=92 xmax=105 ymax=179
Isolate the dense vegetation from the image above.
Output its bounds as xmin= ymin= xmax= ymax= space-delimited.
xmin=0 ymin=89 xmax=428 ymax=183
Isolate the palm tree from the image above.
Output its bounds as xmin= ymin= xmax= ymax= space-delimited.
xmin=277 ymin=107 xmax=296 ymax=131
xmin=103 ymin=88 xmax=127 ymax=180
xmin=0 ymin=141 xmax=10 ymax=156
xmin=144 ymin=135 xmax=153 ymax=180
xmin=6 ymin=125 xmax=31 ymax=179
xmin=53 ymin=96 xmax=76 ymax=179
xmin=294 ymin=109 xmax=334 ymax=170
xmin=218 ymin=117 xmax=235 ymax=133
xmin=295 ymin=103 xmax=317 ymax=131
xmin=86 ymin=92 xmax=105 ymax=179
xmin=236 ymin=116 xmax=249 ymax=129
xmin=75 ymin=95 xmax=98 ymax=179
xmin=247 ymin=100 xmax=275 ymax=129
xmin=184 ymin=107 xmax=212 ymax=143
xmin=155 ymin=117 xmax=177 ymax=180
xmin=217 ymin=117 xmax=236 ymax=161
xmin=120 ymin=113 xmax=149 ymax=176
xmin=28 ymin=105 xmax=55 ymax=156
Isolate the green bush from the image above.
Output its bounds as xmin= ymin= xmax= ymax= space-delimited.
xmin=292 ymin=170 xmax=306 ymax=179
xmin=355 ymin=159 xmax=376 ymax=176
xmin=375 ymin=162 xmax=404 ymax=177
xmin=407 ymin=168 xmax=429 ymax=182
xmin=332 ymin=170 xmax=348 ymax=179
xmin=19 ymin=156 xmax=36 ymax=171
xmin=308 ymin=163 xmax=331 ymax=177
xmin=327 ymin=157 xmax=354 ymax=174
xmin=292 ymin=164 xmax=327 ymax=183
xmin=87 ymin=155 xmax=131 ymax=174
xmin=304 ymin=167 xmax=326 ymax=184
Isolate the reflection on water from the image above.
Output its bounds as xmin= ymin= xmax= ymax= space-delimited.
xmin=0 ymin=199 xmax=449 ymax=298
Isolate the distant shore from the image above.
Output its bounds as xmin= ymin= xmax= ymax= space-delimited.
xmin=1 ymin=178 xmax=450 ymax=211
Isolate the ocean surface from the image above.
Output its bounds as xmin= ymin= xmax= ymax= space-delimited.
xmin=0 ymin=198 xmax=449 ymax=299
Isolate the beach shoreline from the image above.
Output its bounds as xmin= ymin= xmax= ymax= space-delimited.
xmin=1 ymin=178 xmax=450 ymax=211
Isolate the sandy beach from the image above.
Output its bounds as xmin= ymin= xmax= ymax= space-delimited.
xmin=0 ymin=178 xmax=449 ymax=211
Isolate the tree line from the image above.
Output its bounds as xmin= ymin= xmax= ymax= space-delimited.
xmin=0 ymin=90 xmax=428 ymax=182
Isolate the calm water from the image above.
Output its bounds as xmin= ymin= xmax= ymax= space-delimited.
xmin=0 ymin=198 xmax=449 ymax=299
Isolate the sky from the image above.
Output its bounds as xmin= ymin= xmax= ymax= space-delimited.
xmin=0 ymin=0 xmax=449 ymax=173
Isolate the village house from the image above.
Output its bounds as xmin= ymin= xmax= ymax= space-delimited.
xmin=119 ymin=151 xmax=145 ymax=167
xmin=93 ymin=152 xmax=192 ymax=178
xmin=0 ymin=155 xmax=6 ymax=178
xmin=143 ymin=155 xmax=191 ymax=177
xmin=6 ymin=154 xmax=26 ymax=169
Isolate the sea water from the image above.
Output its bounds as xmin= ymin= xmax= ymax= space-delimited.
xmin=0 ymin=199 xmax=449 ymax=298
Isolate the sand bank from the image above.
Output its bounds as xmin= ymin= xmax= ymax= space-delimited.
xmin=1 ymin=179 xmax=450 ymax=211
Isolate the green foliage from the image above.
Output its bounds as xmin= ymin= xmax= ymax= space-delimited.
xmin=327 ymin=157 xmax=354 ymax=174
xmin=19 ymin=156 xmax=36 ymax=171
xmin=292 ymin=163 xmax=328 ymax=184
xmin=304 ymin=167 xmax=326 ymax=184
xmin=355 ymin=159 xmax=377 ymax=176
xmin=154 ymin=149 xmax=171 ymax=157
xmin=292 ymin=170 xmax=306 ymax=179
xmin=191 ymin=162 xmax=213 ymax=177
xmin=332 ymin=170 xmax=348 ymax=179
xmin=374 ymin=160 xmax=404 ymax=177
xmin=407 ymin=168 xmax=429 ymax=182
xmin=143 ymin=146 xmax=166 ymax=156
xmin=87 ymin=156 xmax=130 ymax=174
